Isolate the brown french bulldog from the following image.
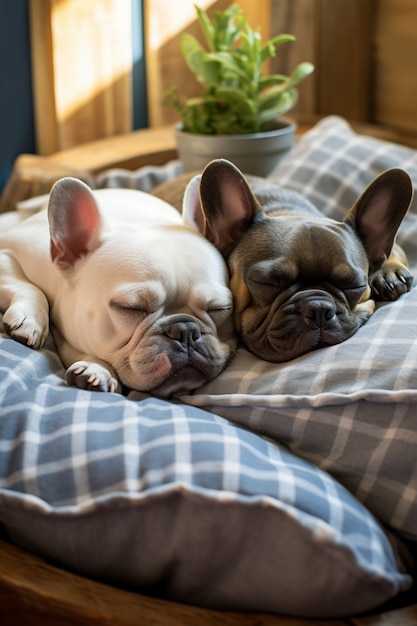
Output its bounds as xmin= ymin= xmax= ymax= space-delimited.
xmin=153 ymin=159 xmax=413 ymax=362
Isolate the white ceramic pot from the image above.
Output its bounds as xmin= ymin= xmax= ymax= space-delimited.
xmin=175 ymin=118 xmax=296 ymax=176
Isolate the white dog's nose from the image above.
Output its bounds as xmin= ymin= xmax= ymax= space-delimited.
xmin=163 ymin=314 xmax=202 ymax=347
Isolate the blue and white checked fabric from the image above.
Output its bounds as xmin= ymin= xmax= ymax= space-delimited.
xmin=0 ymin=325 xmax=412 ymax=615
xmin=96 ymin=160 xmax=183 ymax=193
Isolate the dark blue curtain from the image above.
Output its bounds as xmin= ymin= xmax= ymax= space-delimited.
xmin=132 ymin=0 xmax=148 ymax=130
xmin=0 ymin=1 xmax=35 ymax=193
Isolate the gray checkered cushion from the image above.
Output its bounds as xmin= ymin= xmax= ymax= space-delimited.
xmin=0 ymin=116 xmax=415 ymax=617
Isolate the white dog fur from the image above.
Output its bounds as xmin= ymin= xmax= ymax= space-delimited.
xmin=0 ymin=178 xmax=235 ymax=397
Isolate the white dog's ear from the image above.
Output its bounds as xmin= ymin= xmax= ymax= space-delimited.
xmin=48 ymin=177 xmax=104 ymax=270
xmin=182 ymin=174 xmax=205 ymax=234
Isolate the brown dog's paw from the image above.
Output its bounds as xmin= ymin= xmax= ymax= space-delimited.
xmin=65 ymin=361 xmax=120 ymax=393
xmin=370 ymin=263 xmax=414 ymax=301
xmin=3 ymin=305 xmax=49 ymax=349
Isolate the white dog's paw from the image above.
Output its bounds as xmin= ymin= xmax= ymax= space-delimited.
xmin=3 ymin=305 xmax=49 ymax=349
xmin=65 ymin=361 xmax=120 ymax=393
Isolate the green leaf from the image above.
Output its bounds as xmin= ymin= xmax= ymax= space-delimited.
xmin=215 ymin=87 xmax=256 ymax=113
xmin=195 ymin=5 xmax=215 ymax=51
xmin=180 ymin=34 xmax=204 ymax=68
xmin=258 ymin=84 xmax=292 ymax=111
xmin=258 ymin=88 xmax=298 ymax=126
xmin=214 ymin=4 xmax=244 ymax=49
xmin=206 ymin=51 xmax=250 ymax=84
xmin=181 ymin=35 xmax=219 ymax=86
xmin=288 ymin=62 xmax=315 ymax=86
xmin=261 ymin=34 xmax=295 ymax=62
xmin=258 ymin=74 xmax=290 ymax=91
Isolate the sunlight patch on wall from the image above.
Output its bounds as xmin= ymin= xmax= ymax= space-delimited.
xmin=52 ymin=0 xmax=133 ymax=123
xmin=29 ymin=0 xmax=134 ymax=154
xmin=146 ymin=0 xmax=214 ymax=51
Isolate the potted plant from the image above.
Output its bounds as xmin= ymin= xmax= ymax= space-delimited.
xmin=167 ymin=3 xmax=314 ymax=176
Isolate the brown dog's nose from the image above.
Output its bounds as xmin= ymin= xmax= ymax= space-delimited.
xmin=296 ymin=291 xmax=336 ymax=328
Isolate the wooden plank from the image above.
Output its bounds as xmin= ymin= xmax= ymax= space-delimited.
xmin=0 ymin=124 xmax=179 ymax=213
xmin=260 ymin=0 xmax=376 ymax=121
xmin=29 ymin=0 xmax=133 ymax=155
xmin=144 ymin=0 xmax=270 ymax=128
xmin=373 ymin=0 xmax=417 ymax=133
xmin=47 ymin=125 xmax=177 ymax=173
xmin=316 ymin=0 xmax=373 ymax=121
xmin=269 ymin=0 xmax=319 ymax=116
xmin=28 ymin=0 xmax=58 ymax=155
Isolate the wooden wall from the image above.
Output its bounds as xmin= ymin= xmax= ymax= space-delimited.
xmin=28 ymin=0 xmax=417 ymax=155
xmin=373 ymin=0 xmax=417 ymax=134
xmin=144 ymin=0 xmax=375 ymax=126
xmin=29 ymin=0 xmax=133 ymax=155
xmin=144 ymin=0 xmax=417 ymax=144
xmin=268 ymin=0 xmax=374 ymax=122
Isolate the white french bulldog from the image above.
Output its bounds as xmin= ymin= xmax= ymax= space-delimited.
xmin=0 ymin=178 xmax=235 ymax=397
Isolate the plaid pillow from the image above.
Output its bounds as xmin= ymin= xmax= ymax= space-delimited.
xmin=0 ymin=327 xmax=412 ymax=617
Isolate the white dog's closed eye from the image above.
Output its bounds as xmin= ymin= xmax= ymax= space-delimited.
xmin=110 ymin=282 xmax=165 ymax=313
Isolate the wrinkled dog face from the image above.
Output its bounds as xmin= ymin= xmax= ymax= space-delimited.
xmin=65 ymin=225 xmax=235 ymax=397
xmin=225 ymin=214 xmax=373 ymax=361
xmin=177 ymin=160 xmax=413 ymax=362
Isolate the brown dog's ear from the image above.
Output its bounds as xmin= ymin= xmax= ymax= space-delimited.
xmin=345 ymin=168 xmax=413 ymax=270
xmin=198 ymin=159 xmax=261 ymax=253
xmin=48 ymin=177 xmax=105 ymax=270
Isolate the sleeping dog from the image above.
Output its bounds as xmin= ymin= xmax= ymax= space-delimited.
xmin=0 ymin=178 xmax=235 ymax=395
xmin=153 ymin=159 xmax=413 ymax=362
